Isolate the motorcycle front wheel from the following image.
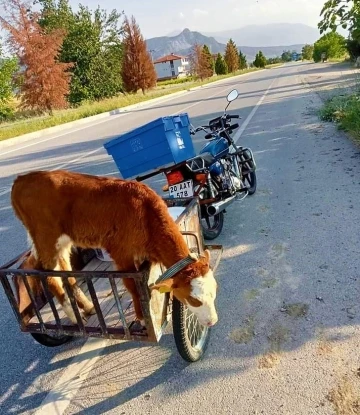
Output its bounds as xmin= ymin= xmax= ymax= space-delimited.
xmin=237 ymin=151 xmax=257 ymax=195
xmin=201 ymin=211 xmax=224 ymax=240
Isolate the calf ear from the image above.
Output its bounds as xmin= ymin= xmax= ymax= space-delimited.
xmin=199 ymin=249 xmax=211 ymax=265
xmin=203 ymin=249 xmax=211 ymax=262
xmin=150 ymin=278 xmax=175 ymax=294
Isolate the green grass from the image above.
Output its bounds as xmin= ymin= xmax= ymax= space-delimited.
xmin=320 ymin=94 xmax=360 ymax=139
xmin=157 ymin=76 xmax=195 ymax=86
xmin=265 ymin=63 xmax=284 ymax=69
xmin=0 ymin=67 xmax=261 ymax=141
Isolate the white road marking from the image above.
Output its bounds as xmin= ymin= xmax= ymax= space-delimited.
xmin=0 ymin=188 xmax=12 ymax=197
xmin=234 ymin=78 xmax=277 ymax=144
xmin=0 ymin=147 xmax=103 ymax=197
xmin=51 ymin=148 xmax=102 ymax=171
xmin=34 ymin=338 xmax=108 ymax=415
xmin=0 ymin=115 xmax=125 ymax=157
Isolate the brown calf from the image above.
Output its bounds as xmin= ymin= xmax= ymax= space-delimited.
xmin=11 ymin=170 xmax=218 ymax=327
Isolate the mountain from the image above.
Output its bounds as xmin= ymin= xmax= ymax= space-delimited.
xmin=146 ymin=28 xmax=225 ymax=60
xmin=146 ymin=27 xmax=310 ymax=62
xmin=166 ymin=29 xmax=183 ymax=37
xmin=204 ymin=23 xmax=319 ymax=47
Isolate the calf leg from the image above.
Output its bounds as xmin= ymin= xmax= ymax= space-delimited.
xmin=32 ymin=233 xmax=79 ymax=324
xmin=46 ymin=276 xmax=78 ymax=324
xmin=68 ymin=277 xmax=95 ymax=316
xmin=58 ymin=255 xmax=95 ymax=316
xmin=122 ymin=278 xmax=144 ymax=325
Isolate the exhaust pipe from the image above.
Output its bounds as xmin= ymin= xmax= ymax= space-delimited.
xmin=207 ymin=195 xmax=237 ymax=216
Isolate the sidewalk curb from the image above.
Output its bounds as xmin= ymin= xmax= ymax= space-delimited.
xmin=0 ymin=69 xmax=265 ymax=152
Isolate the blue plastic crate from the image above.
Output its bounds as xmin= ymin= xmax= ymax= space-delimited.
xmin=103 ymin=113 xmax=195 ymax=179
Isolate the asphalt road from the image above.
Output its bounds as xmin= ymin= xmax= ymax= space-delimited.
xmin=1 ymin=62 xmax=360 ymax=415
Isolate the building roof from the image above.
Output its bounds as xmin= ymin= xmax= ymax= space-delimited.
xmin=153 ymin=54 xmax=186 ymax=64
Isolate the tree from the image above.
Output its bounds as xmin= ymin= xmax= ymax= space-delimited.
xmin=214 ymin=53 xmax=228 ymax=75
xmin=38 ymin=0 xmax=124 ymax=104
xmin=224 ymin=39 xmax=239 ymax=73
xmin=238 ymin=50 xmax=247 ymax=69
xmin=253 ymin=51 xmax=267 ymax=68
xmin=198 ymin=45 xmax=214 ymax=79
xmin=266 ymin=56 xmax=282 ymax=65
xmin=121 ymin=15 xmax=156 ymax=94
xmin=302 ymin=44 xmax=314 ymax=60
xmin=318 ymin=0 xmax=360 ymax=34
xmin=281 ymin=50 xmax=292 ymax=62
xmin=189 ymin=43 xmax=202 ymax=78
xmin=313 ymin=32 xmax=346 ymax=62
xmin=346 ymin=34 xmax=360 ymax=59
xmin=318 ymin=1 xmax=360 ymax=60
xmin=0 ymin=45 xmax=18 ymax=120
xmin=0 ymin=0 xmax=72 ymax=114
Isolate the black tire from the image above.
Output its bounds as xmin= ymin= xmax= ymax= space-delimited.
xmin=244 ymin=170 xmax=257 ymax=195
xmin=172 ymin=297 xmax=211 ymax=362
xmin=30 ymin=332 xmax=73 ymax=347
xmin=238 ymin=151 xmax=257 ymax=195
xmin=201 ymin=211 xmax=224 ymax=240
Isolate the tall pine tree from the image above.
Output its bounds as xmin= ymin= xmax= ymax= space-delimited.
xmin=238 ymin=50 xmax=247 ymax=69
xmin=189 ymin=43 xmax=202 ymax=79
xmin=0 ymin=0 xmax=71 ymax=113
xmin=253 ymin=51 xmax=267 ymax=68
xmin=198 ymin=45 xmax=214 ymax=79
xmin=215 ymin=53 xmax=227 ymax=75
xmin=224 ymin=39 xmax=239 ymax=73
xmin=121 ymin=15 xmax=156 ymax=94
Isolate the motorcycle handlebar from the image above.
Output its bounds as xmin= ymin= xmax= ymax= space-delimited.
xmin=227 ymin=114 xmax=240 ymax=119
xmin=204 ymin=123 xmax=239 ymax=140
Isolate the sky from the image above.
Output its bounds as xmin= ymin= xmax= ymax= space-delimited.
xmin=71 ymin=0 xmax=329 ymax=38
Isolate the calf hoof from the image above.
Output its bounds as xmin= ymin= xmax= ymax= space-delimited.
xmin=84 ymin=304 xmax=96 ymax=316
xmin=131 ymin=319 xmax=147 ymax=332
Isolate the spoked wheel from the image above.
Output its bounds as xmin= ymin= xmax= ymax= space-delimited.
xmin=172 ymin=297 xmax=211 ymax=362
xmin=201 ymin=211 xmax=224 ymax=240
xmin=237 ymin=150 xmax=257 ymax=195
xmin=30 ymin=332 xmax=73 ymax=347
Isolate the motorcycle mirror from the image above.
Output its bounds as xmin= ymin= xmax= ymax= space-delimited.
xmin=227 ymin=89 xmax=239 ymax=102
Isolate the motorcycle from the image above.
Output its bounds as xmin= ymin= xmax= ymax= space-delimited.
xmin=162 ymin=89 xmax=257 ymax=240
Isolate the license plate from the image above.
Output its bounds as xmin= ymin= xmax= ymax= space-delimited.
xmin=169 ymin=180 xmax=194 ymax=198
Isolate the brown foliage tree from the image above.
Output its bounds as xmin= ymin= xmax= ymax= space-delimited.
xmin=0 ymin=0 xmax=72 ymax=114
xmin=189 ymin=43 xmax=214 ymax=80
xmin=189 ymin=43 xmax=202 ymax=78
xmin=224 ymin=38 xmax=239 ymax=73
xmin=121 ymin=15 xmax=156 ymax=94
xmin=198 ymin=45 xmax=214 ymax=80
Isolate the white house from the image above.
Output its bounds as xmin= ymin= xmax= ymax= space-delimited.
xmin=153 ymin=54 xmax=190 ymax=81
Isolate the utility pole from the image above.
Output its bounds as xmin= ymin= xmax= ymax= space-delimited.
xmin=149 ymin=49 xmax=155 ymax=62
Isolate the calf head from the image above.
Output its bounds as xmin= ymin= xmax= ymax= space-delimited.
xmin=151 ymin=250 xmax=218 ymax=327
